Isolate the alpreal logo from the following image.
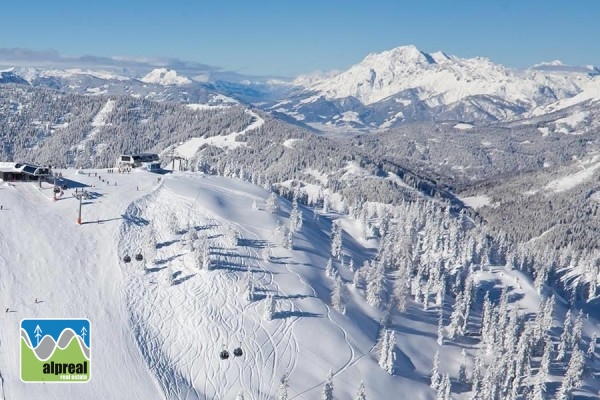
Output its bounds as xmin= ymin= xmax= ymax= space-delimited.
xmin=20 ymin=318 xmax=91 ymax=383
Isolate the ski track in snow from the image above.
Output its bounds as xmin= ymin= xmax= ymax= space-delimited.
xmin=118 ymin=182 xmax=301 ymax=400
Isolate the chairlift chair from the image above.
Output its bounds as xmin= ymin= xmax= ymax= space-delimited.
xmin=135 ymin=253 xmax=144 ymax=261
xmin=219 ymin=349 xmax=230 ymax=360
xmin=123 ymin=255 xmax=132 ymax=263
xmin=233 ymin=347 xmax=243 ymax=357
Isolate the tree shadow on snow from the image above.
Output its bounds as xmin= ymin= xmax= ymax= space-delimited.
xmin=145 ymin=266 xmax=167 ymax=273
xmin=173 ymin=274 xmax=195 ymax=285
xmin=155 ymin=254 xmax=184 ymax=265
xmin=121 ymin=213 xmax=149 ymax=227
xmin=237 ymin=238 xmax=270 ymax=248
xmin=156 ymin=239 xmax=180 ymax=249
xmin=274 ymin=310 xmax=322 ymax=319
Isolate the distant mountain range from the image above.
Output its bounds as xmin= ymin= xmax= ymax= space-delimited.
xmin=1 ymin=45 xmax=600 ymax=134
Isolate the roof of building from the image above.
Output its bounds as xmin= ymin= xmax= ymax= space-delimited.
xmin=0 ymin=162 xmax=52 ymax=176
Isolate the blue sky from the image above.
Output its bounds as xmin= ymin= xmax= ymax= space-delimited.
xmin=1 ymin=1 xmax=598 ymax=77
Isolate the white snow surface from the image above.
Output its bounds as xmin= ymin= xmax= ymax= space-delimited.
xmin=461 ymin=195 xmax=492 ymax=209
xmin=73 ymin=99 xmax=115 ymax=151
xmin=175 ymin=109 xmax=264 ymax=158
xmin=453 ymin=123 xmax=474 ymax=130
xmin=545 ymin=156 xmax=600 ymax=193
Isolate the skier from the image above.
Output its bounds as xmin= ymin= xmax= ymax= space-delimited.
xmin=34 ymin=298 xmax=38 ymax=304
xmin=1 ymin=205 xmax=3 ymax=210
xmin=5 ymin=308 xmax=8 ymax=313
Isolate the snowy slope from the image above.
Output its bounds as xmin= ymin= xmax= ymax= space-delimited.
xmin=0 ymin=171 xmax=432 ymax=399
xmin=174 ymin=109 xmax=264 ymax=157
xmin=1 ymin=169 xmax=599 ymax=399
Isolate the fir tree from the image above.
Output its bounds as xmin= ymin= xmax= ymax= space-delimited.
xmin=587 ymin=332 xmax=597 ymax=360
xmin=366 ymin=262 xmax=386 ymax=310
xmin=355 ymin=380 xmax=367 ymax=400
xmin=437 ymin=310 xmax=444 ymax=346
xmin=264 ymin=295 xmax=276 ymax=320
xmin=557 ymin=309 xmax=573 ymax=362
xmin=325 ymin=258 xmax=337 ymax=278
xmin=277 ymin=372 xmax=289 ymax=400
xmin=530 ymin=338 xmax=552 ymax=400
xmin=321 ymin=370 xmax=334 ymax=400
xmin=431 ymin=349 xmax=441 ymax=390
xmin=331 ymin=275 xmax=347 ymax=314
xmin=331 ymin=221 xmax=343 ymax=260
xmin=266 ymin=192 xmax=278 ymax=213
xmin=353 ymin=267 xmax=366 ymax=289
xmin=458 ymin=348 xmax=468 ymax=384
xmin=555 ymin=346 xmax=585 ymax=400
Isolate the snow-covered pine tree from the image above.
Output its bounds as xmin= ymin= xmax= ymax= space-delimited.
xmin=366 ymin=262 xmax=386 ymax=310
xmin=437 ymin=310 xmax=444 ymax=346
xmin=458 ymin=348 xmax=468 ymax=384
xmin=277 ymin=372 xmax=289 ymax=400
xmin=266 ymin=192 xmax=278 ymax=213
xmin=437 ymin=374 xmax=451 ymax=400
xmin=325 ymin=258 xmax=337 ymax=278
xmin=353 ymin=266 xmax=366 ymax=289
xmin=431 ymin=349 xmax=441 ymax=390
xmin=587 ymin=332 xmax=597 ymax=360
xmin=284 ymin=226 xmax=293 ymax=250
xmin=264 ymin=295 xmax=276 ymax=320
xmin=290 ymin=198 xmax=302 ymax=232
xmin=382 ymin=330 xmax=396 ymax=374
xmin=470 ymin=353 xmax=483 ymax=400
xmin=392 ymin=270 xmax=409 ymax=313
xmin=331 ymin=275 xmax=347 ymax=314
xmin=355 ymin=380 xmax=367 ymax=400
xmin=246 ymin=272 xmax=255 ymax=301
xmin=530 ymin=338 xmax=552 ymax=400
xmin=348 ymin=257 xmax=356 ymax=273
xmin=555 ymin=346 xmax=585 ymax=400
xmin=570 ymin=310 xmax=584 ymax=349
xmin=226 ymin=225 xmax=239 ymax=247
xmin=331 ymin=221 xmax=343 ymax=260
xmin=557 ymin=309 xmax=573 ymax=362
xmin=321 ymin=370 xmax=334 ymax=400
xmin=447 ymin=292 xmax=465 ymax=339
xmin=186 ymin=225 xmax=198 ymax=252
xmin=195 ymin=243 xmax=204 ymax=271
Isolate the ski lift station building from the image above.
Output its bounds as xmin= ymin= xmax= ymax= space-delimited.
xmin=116 ymin=153 xmax=160 ymax=168
xmin=0 ymin=162 xmax=52 ymax=182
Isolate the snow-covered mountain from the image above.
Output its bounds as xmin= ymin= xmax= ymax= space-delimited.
xmin=272 ymin=45 xmax=599 ymax=131
xmin=2 ymin=66 xmax=239 ymax=106
xmin=141 ymin=67 xmax=192 ymax=86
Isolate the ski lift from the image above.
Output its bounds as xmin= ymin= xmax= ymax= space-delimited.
xmin=233 ymin=347 xmax=243 ymax=357
xmin=219 ymin=348 xmax=230 ymax=360
xmin=135 ymin=253 xmax=143 ymax=261
xmin=123 ymin=255 xmax=131 ymax=263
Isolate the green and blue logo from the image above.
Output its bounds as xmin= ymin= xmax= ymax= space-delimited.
xmin=20 ymin=318 xmax=91 ymax=383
